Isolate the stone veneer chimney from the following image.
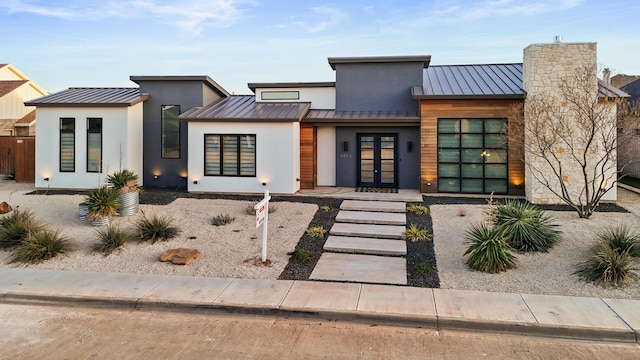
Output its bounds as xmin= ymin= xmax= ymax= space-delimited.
xmin=522 ymin=42 xmax=616 ymax=204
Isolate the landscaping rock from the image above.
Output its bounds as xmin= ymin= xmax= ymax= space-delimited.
xmin=0 ymin=201 xmax=12 ymax=214
xmin=160 ymin=248 xmax=200 ymax=265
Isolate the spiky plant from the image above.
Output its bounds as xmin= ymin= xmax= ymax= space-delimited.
xmin=402 ymin=224 xmax=431 ymax=242
xmin=596 ymin=224 xmax=640 ymax=257
xmin=211 ymin=214 xmax=236 ymax=226
xmin=92 ymin=225 xmax=134 ymax=255
xmin=287 ymin=249 xmax=314 ymax=264
xmin=407 ymin=204 xmax=430 ymax=215
xmin=107 ymin=169 xmax=141 ymax=194
xmin=305 ymin=226 xmax=326 ymax=238
xmin=493 ymin=201 xmax=560 ymax=253
xmin=464 ymin=223 xmax=516 ymax=273
xmin=134 ymin=212 xmax=181 ymax=243
xmin=12 ymin=229 xmax=73 ymax=264
xmin=0 ymin=209 xmax=43 ymax=249
xmin=85 ymin=186 xmax=119 ymax=220
xmin=575 ymin=242 xmax=638 ymax=287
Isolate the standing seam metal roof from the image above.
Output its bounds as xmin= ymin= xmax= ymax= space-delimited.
xmin=24 ymin=88 xmax=148 ymax=107
xmin=179 ymin=95 xmax=311 ymax=122
xmin=419 ymin=63 xmax=525 ymax=98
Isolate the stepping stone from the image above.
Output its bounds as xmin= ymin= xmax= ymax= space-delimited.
xmin=336 ymin=210 xmax=406 ymax=225
xmin=324 ymin=236 xmax=407 ymax=256
xmin=330 ymin=222 xmax=405 ymax=239
xmin=310 ymin=253 xmax=407 ymax=285
xmin=341 ymin=200 xmax=406 ymax=213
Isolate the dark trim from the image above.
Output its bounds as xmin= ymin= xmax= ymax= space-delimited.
xmin=203 ymin=134 xmax=257 ymax=177
xmin=328 ymin=55 xmax=431 ymax=70
xmin=25 ymin=96 xmax=149 ymax=107
xmin=59 ymin=117 xmax=75 ymax=173
xmin=86 ymin=117 xmax=103 ymax=173
xmin=161 ymin=105 xmax=181 ymax=159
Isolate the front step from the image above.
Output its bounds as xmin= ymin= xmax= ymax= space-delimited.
xmin=324 ymin=235 xmax=407 ymax=256
xmin=309 ymin=253 xmax=407 ymax=285
xmin=336 ymin=210 xmax=406 ymax=225
xmin=340 ymin=200 xmax=406 ymax=213
xmin=330 ymin=222 xmax=405 ymax=240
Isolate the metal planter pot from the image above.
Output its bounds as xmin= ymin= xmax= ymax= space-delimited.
xmin=78 ymin=203 xmax=89 ymax=223
xmin=91 ymin=216 xmax=110 ymax=227
xmin=117 ymin=191 xmax=139 ymax=216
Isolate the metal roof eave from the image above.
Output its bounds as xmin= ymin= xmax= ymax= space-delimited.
xmin=24 ymin=93 xmax=149 ymax=107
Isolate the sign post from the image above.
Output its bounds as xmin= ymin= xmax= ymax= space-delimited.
xmin=254 ymin=190 xmax=271 ymax=263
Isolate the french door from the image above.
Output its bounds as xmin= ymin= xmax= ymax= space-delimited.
xmin=358 ymin=134 xmax=397 ymax=188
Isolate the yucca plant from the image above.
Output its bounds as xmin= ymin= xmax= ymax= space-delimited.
xmin=85 ymin=186 xmax=120 ymax=220
xmin=596 ymin=224 xmax=640 ymax=257
xmin=402 ymin=224 xmax=431 ymax=242
xmin=493 ymin=201 xmax=560 ymax=253
xmin=12 ymin=229 xmax=73 ymax=264
xmin=464 ymin=223 xmax=516 ymax=273
xmin=211 ymin=214 xmax=235 ymax=226
xmin=575 ymin=242 xmax=638 ymax=287
xmin=134 ymin=212 xmax=181 ymax=243
xmin=0 ymin=209 xmax=43 ymax=249
xmin=107 ymin=169 xmax=141 ymax=194
xmin=92 ymin=225 xmax=134 ymax=255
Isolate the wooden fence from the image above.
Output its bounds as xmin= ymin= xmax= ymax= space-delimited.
xmin=0 ymin=136 xmax=35 ymax=182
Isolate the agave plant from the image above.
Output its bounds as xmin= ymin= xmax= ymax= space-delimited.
xmin=575 ymin=242 xmax=638 ymax=287
xmin=596 ymin=224 xmax=640 ymax=257
xmin=493 ymin=201 xmax=560 ymax=253
xmin=107 ymin=169 xmax=140 ymax=194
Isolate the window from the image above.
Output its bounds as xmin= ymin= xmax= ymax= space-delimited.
xmin=261 ymin=91 xmax=299 ymax=100
xmin=59 ymin=118 xmax=75 ymax=172
xmin=437 ymin=118 xmax=508 ymax=194
xmin=87 ymin=118 xmax=102 ymax=172
xmin=205 ymin=134 xmax=256 ymax=176
xmin=162 ymin=105 xmax=180 ymax=158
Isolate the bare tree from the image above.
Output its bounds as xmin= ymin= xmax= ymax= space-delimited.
xmin=508 ymin=65 xmax=639 ymax=219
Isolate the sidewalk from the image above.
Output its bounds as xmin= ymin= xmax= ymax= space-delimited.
xmin=0 ymin=267 xmax=638 ymax=343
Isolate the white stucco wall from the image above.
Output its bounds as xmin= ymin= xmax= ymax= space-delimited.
xmin=254 ymin=87 xmax=335 ymax=109
xmin=35 ymin=104 xmax=144 ymax=189
xmin=317 ymin=126 xmax=336 ymax=186
xmin=187 ymin=121 xmax=300 ymax=194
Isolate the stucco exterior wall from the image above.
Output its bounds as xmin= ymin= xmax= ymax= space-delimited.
xmin=523 ymin=42 xmax=616 ymax=203
xmin=317 ymin=126 xmax=336 ymax=186
xmin=187 ymin=121 xmax=300 ymax=194
xmin=35 ymin=104 xmax=144 ymax=189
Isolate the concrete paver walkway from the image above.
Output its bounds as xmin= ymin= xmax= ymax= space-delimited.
xmin=309 ymin=253 xmax=407 ymax=285
xmin=1 ymin=268 xmax=638 ymax=343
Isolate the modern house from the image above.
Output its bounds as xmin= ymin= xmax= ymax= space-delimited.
xmin=25 ymin=41 xmax=625 ymax=204
xmin=0 ymin=64 xmax=48 ymax=136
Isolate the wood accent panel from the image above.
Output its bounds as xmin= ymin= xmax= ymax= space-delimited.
xmin=0 ymin=136 xmax=35 ymax=182
xmin=299 ymin=123 xmax=316 ymax=189
xmin=419 ymin=99 xmax=525 ymax=195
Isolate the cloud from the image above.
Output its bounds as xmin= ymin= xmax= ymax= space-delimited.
xmin=291 ymin=5 xmax=347 ymax=33
xmin=0 ymin=0 xmax=253 ymax=33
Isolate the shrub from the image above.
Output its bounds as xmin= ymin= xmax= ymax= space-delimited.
xmin=402 ymin=224 xmax=431 ymax=242
xmin=596 ymin=224 xmax=640 ymax=257
xmin=93 ymin=226 xmax=133 ymax=255
xmin=211 ymin=214 xmax=236 ymax=226
xmin=412 ymin=262 xmax=434 ymax=277
xmin=407 ymin=204 xmax=429 ymax=215
xmin=12 ymin=229 xmax=73 ymax=264
xmin=107 ymin=169 xmax=141 ymax=193
xmin=0 ymin=209 xmax=43 ymax=249
xmin=306 ymin=226 xmax=326 ymax=237
xmin=135 ymin=212 xmax=181 ymax=243
xmin=319 ymin=205 xmax=331 ymax=212
xmin=575 ymin=242 xmax=638 ymax=287
xmin=493 ymin=201 xmax=560 ymax=253
xmin=287 ymin=249 xmax=314 ymax=264
xmin=85 ymin=186 xmax=119 ymax=220
xmin=464 ymin=223 xmax=516 ymax=273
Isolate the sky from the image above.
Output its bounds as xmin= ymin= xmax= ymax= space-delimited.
xmin=2 ymin=0 xmax=640 ymax=95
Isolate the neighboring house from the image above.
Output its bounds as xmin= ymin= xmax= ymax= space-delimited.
xmin=25 ymin=88 xmax=148 ymax=189
xmin=25 ymin=41 xmax=624 ymax=205
xmin=611 ymin=73 xmax=640 ymax=178
xmin=0 ymin=64 xmax=48 ymax=136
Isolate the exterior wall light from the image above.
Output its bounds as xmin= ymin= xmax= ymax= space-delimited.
xmin=407 ymin=141 xmax=413 ymax=152
xmin=193 ymin=180 xmax=198 ymax=184
xmin=153 ymin=175 xmax=160 ymax=180
xmin=343 ymin=141 xmax=349 ymax=152
xmin=262 ymin=181 xmax=267 ymax=186
xmin=43 ymin=177 xmax=50 ymax=181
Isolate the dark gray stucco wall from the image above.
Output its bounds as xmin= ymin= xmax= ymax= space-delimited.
xmin=135 ymin=81 xmax=224 ymax=187
xmin=335 ymin=63 xmax=423 ymax=112
xmin=335 ymin=126 xmax=420 ymax=189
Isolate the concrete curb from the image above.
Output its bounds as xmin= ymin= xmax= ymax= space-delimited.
xmin=0 ymin=268 xmax=638 ymax=343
